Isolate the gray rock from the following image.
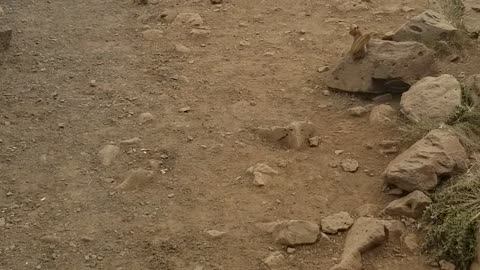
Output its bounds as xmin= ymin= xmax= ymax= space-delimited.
xmin=330 ymin=217 xmax=386 ymax=270
xmin=0 ymin=27 xmax=12 ymax=51
xmin=392 ymin=10 xmax=458 ymax=47
xmin=369 ymin=104 xmax=397 ymax=125
xmin=173 ymin=13 xmax=204 ymax=27
xmin=464 ymin=0 xmax=480 ymax=35
xmin=401 ymin=74 xmax=462 ymax=124
xmin=383 ymin=129 xmax=467 ymax=192
xmin=384 ymin=190 xmax=432 ymax=218
xmin=272 ymin=220 xmax=319 ymax=246
xmin=115 ymin=169 xmax=154 ymax=191
xmin=321 ymin=212 xmax=355 ymax=234
xmin=99 ymin=145 xmax=120 ymax=166
xmin=341 ymin=159 xmax=359 ymax=172
xmin=327 ymin=39 xmax=436 ymax=94
xmin=263 ymin=251 xmax=285 ymax=268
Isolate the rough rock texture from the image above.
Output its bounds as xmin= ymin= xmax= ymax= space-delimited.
xmin=272 ymin=220 xmax=320 ymax=246
xmin=384 ymin=191 xmax=432 ymax=218
xmin=330 ymin=217 xmax=386 ymax=270
xmin=392 ymin=10 xmax=458 ymax=46
xmin=247 ymin=163 xmax=278 ymax=187
xmin=383 ymin=220 xmax=406 ymax=244
xmin=464 ymin=0 xmax=480 ymax=35
xmin=369 ymin=104 xmax=397 ymax=125
xmin=466 ymin=74 xmax=480 ymax=108
xmin=321 ymin=212 xmax=355 ymax=234
xmin=263 ymin=252 xmax=285 ymax=268
xmin=0 ymin=27 xmax=12 ymax=51
xmin=383 ymin=129 xmax=467 ymax=192
xmin=341 ymin=159 xmax=359 ymax=172
xmin=173 ymin=13 xmax=204 ymax=27
xmin=403 ymin=233 xmax=420 ymax=252
xmin=256 ymin=121 xmax=316 ymax=149
xmin=401 ymin=74 xmax=462 ymax=124
xmin=327 ymin=39 xmax=436 ymax=94
xmin=115 ymin=169 xmax=155 ymax=191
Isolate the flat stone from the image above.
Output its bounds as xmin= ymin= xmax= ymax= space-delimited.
xmin=115 ymin=169 xmax=154 ymax=191
xmin=263 ymin=251 xmax=285 ymax=268
xmin=272 ymin=220 xmax=319 ymax=246
xmin=384 ymin=190 xmax=432 ymax=218
xmin=383 ymin=129 xmax=467 ymax=192
xmin=206 ymin=230 xmax=226 ymax=239
xmin=321 ymin=212 xmax=355 ymax=234
xmin=341 ymin=159 xmax=359 ymax=172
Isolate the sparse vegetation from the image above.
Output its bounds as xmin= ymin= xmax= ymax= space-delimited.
xmin=423 ymin=169 xmax=480 ymax=270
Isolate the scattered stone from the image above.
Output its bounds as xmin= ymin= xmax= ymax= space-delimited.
xmin=286 ymin=247 xmax=296 ymax=254
xmin=272 ymin=220 xmax=320 ymax=246
xmin=0 ymin=27 xmax=12 ymax=51
xmin=383 ymin=129 xmax=467 ymax=192
xmin=142 ymin=29 xmax=164 ymax=40
xmin=318 ymin=66 xmax=330 ymax=73
xmin=401 ymin=74 xmax=462 ymax=124
xmin=158 ymin=10 xmax=178 ymax=24
xmin=173 ymin=13 xmax=204 ymax=27
xmin=372 ymin=93 xmax=393 ymax=103
xmin=120 ymin=137 xmax=142 ymax=145
xmin=356 ymin=204 xmax=380 ymax=217
xmin=465 ymin=74 xmax=480 ymax=108
xmin=206 ymin=230 xmax=226 ymax=239
xmin=403 ymin=233 xmax=419 ymax=252
xmin=39 ymin=235 xmax=61 ymax=244
xmin=115 ymin=169 xmax=154 ymax=191
xmin=256 ymin=121 xmax=316 ymax=149
xmin=238 ymin=40 xmax=251 ymax=47
xmin=330 ymin=217 xmax=386 ymax=270
xmin=179 ymin=106 xmax=191 ymax=112
xmin=308 ymin=136 xmax=320 ymax=147
xmin=340 ymin=159 xmax=359 ymax=173
xmin=321 ymin=212 xmax=355 ymax=234
xmin=263 ymin=251 xmax=285 ymax=268
xmin=384 ymin=190 xmax=432 ymax=218
xmin=98 ymin=145 xmax=120 ymax=167
xmin=252 ymin=172 xmax=271 ymax=186
xmin=439 ymin=260 xmax=456 ymax=270
xmin=327 ymin=40 xmax=436 ymax=94
xmin=347 ymin=106 xmax=368 ymax=117
xmin=139 ymin=112 xmax=154 ymax=124
xmin=175 ymin=44 xmax=191 ymax=54
xmin=392 ymin=10 xmax=458 ymax=47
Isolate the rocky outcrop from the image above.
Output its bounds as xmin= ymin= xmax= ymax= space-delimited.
xmin=384 ymin=190 xmax=432 ymax=218
xmin=392 ymin=10 xmax=458 ymax=46
xmin=330 ymin=217 xmax=386 ymax=270
xmin=401 ymin=74 xmax=462 ymax=124
xmin=327 ymin=39 xmax=436 ymax=94
xmin=383 ymin=129 xmax=467 ymax=192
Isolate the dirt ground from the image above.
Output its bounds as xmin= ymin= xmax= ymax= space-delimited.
xmin=1 ymin=0 xmax=479 ymax=269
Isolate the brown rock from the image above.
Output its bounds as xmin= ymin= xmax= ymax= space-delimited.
xmin=98 ymin=145 xmax=120 ymax=167
xmin=383 ymin=129 xmax=467 ymax=192
xmin=384 ymin=190 xmax=432 ymax=218
xmin=272 ymin=220 xmax=319 ymax=246
xmin=356 ymin=204 xmax=380 ymax=217
xmin=173 ymin=13 xmax=204 ymax=27
xmin=142 ymin=29 xmax=164 ymax=40
xmin=321 ymin=212 xmax=355 ymax=234
xmin=369 ymin=104 xmax=397 ymax=125
xmin=256 ymin=121 xmax=316 ymax=149
xmin=341 ymin=159 xmax=359 ymax=172
xmin=401 ymin=74 xmax=462 ymax=124
xmin=327 ymin=39 xmax=436 ymax=94
xmin=0 ymin=27 xmax=12 ymax=51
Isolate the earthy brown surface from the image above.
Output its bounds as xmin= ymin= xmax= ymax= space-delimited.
xmin=1 ymin=0 xmax=478 ymax=269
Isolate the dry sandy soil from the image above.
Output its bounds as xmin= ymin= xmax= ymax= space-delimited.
xmin=1 ymin=0 xmax=479 ymax=269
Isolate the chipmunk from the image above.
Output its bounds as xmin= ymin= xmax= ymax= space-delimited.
xmin=348 ymin=24 xmax=371 ymax=60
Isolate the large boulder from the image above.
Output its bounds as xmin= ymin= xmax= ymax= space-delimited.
xmin=392 ymin=10 xmax=458 ymax=46
xmin=330 ymin=217 xmax=386 ymax=270
xmin=383 ymin=129 xmax=467 ymax=192
xmin=327 ymin=39 xmax=436 ymax=94
xmin=384 ymin=190 xmax=432 ymax=218
xmin=400 ymin=74 xmax=462 ymax=124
